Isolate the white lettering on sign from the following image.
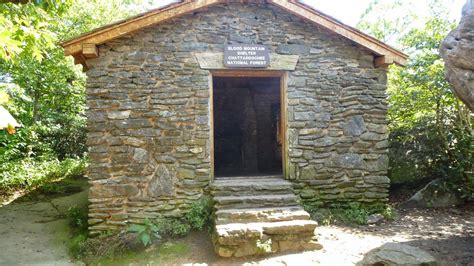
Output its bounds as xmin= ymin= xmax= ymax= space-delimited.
xmin=224 ymin=44 xmax=270 ymax=68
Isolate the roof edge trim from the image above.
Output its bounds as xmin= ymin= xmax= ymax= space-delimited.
xmin=62 ymin=0 xmax=408 ymax=66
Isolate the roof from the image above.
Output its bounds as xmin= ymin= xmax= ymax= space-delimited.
xmin=62 ymin=0 xmax=408 ymax=67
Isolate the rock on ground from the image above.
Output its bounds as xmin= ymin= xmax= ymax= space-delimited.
xmin=357 ymin=242 xmax=438 ymax=266
xmin=440 ymin=0 xmax=474 ymax=111
xmin=367 ymin=213 xmax=384 ymax=224
xmin=401 ymin=178 xmax=462 ymax=208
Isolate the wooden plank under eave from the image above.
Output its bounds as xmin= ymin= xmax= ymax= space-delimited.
xmin=82 ymin=43 xmax=98 ymax=59
xmin=374 ymin=56 xmax=394 ymax=68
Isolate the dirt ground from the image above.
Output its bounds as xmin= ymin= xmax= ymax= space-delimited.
xmin=0 ymin=182 xmax=473 ymax=266
xmin=101 ymin=207 xmax=473 ymax=266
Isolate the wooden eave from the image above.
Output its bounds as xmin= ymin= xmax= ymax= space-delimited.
xmin=62 ymin=0 xmax=408 ymax=67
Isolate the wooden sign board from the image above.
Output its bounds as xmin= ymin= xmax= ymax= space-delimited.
xmin=224 ymin=44 xmax=270 ymax=68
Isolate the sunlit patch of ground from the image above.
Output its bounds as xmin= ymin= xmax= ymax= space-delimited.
xmin=0 ymin=178 xmax=88 ymax=266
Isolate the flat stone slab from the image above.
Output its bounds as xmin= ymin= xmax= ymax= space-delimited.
xmin=216 ymin=220 xmax=317 ymax=241
xmin=213 ymin=194 xmax=299 ymax=209
xmin=262 ymin=220 xmax=317 ymax=235
xmin=216 ymin=206 xmax=310 ymax=224
xmin=211 ymin=177 xmax=293 ymax=190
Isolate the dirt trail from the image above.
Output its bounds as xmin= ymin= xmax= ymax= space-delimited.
xmin=0 ymin=189 xmax=87 ymax=266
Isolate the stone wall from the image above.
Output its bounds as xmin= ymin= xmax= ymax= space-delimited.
xmin=84 ymin=2 xmax=389 ymax=233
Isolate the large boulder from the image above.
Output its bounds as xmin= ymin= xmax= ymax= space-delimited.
xmin=357 ymin=243 xmax=438 ymax=266
xmin=401 ymin=178 xmax=462 ymax=208
xmin=440 ymin=0 xmax=474 ymax=111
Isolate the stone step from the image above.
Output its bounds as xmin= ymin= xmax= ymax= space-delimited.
xmin=213 ymin=220 xmax=321 ymax=257
xmin=215 ymin=220 xmax=317 ymax=241
xmin=211 ymin=175 xmax=322 ymax=257
xmin=213 ymin=194 xmax=299 ymax=209
xmin=215 ymin=206 xmax=310 ymax=225
xmin=211 ymin=177 xmax=294 ymax=196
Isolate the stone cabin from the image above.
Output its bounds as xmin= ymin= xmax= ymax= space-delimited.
xmin=63 ymin=0 xmax=407 ymax=257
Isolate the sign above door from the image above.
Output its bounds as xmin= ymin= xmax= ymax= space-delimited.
xmin=224 ymin=44 xmax=270 ymax=68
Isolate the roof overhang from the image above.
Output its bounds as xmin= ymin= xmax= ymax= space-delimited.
xmin=62 ymin=0 xmax=408 ymax=69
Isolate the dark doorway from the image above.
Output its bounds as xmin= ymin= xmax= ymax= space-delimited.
xmin=213 ymin=77 xmax=282 ymax=177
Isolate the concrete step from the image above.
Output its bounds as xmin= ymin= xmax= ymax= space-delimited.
xmin=213 ymin=194 xmax=299 ymax=209
xmin=215 ymin=206 xmax=310 ymax=225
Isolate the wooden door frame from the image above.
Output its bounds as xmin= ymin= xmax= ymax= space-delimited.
xmin=209 ymin=70 xmax=289 ymax=180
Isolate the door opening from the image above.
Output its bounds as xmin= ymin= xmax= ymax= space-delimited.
xmin=213 ymin=76 xmax=282 ymax=178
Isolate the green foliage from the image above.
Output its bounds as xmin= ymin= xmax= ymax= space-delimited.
xmin=67 ymin=205 xmax=89 ymax=234
xmin=66 ymin=202 xmax=89 ymax=260
xmin=68 ymin=233 xmax=88 ymax=260
xmin=358 ymin=0 xmax=473 ymax=200
xmin=357 ymin=0 xmax=417 ymax=45
xmin=128 ymin=219 xmax=161 ymax=247
xmin=0 ymin=157 xmax=86 ymax=193
xmin=57 ymin=0 xmax=146 ymax=41
xmin=0 ymin=0 xmax=149 ymax=195
xmin=126 ymin=196 xmax=213 ymax=243
xmin=387 ymin=15 xmax=472 ymax=198
xmin=156 ymin=219 xmax=191 ymax=237
xmin=304 ymin=202 xmax=396 ymax=226
xmin=184 ymin=196 xmax=213 ymax=230
xmin=0 ymin=1 xmax=69 ymax=62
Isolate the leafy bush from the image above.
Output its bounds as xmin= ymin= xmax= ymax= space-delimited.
xmin=384 ymin=11 xmax=472 ymax=200
xmin=184 ymin=196 xmax=213 ymax=230
xmin=0 ymin=125 xmax=55 ymax=162
xmin=0 ymin=157 xmax=87 ymax=193
xmin=304 ymin=202 xmax=396 ymax=226
xmin=156 ymin=219 xmax=191 ymax=237
xmin=127 ymin=219 xmax=161 ymax=247
xmin=67 ymin=205 xmax=89 ymax=234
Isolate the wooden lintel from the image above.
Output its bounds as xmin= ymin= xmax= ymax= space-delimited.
xmin=211 ymin=69 xmax=285 ymax=77
xmin=374 ymin=56 xmax=394 ymax=68
xmin=82 ymin=43 xmax=98 ymax=59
